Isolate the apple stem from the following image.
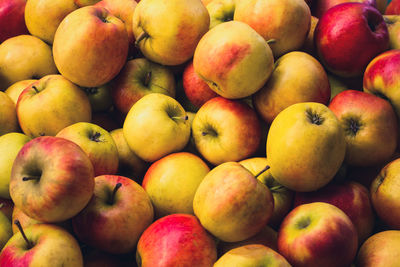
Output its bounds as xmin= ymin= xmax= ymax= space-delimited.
xmin=144 ymin=71 xmax=152 ymax=87
xmin=22 ymin=176 xmax=40 ymax=182
xmin=135 ymin=32 xmax=149 ymax=47
xmin=14 ymin=220 xmax=33 ymax=249
xmin=266 ymin=39 xmax=276 ymax=45
xmin=110 ymin=182 xmax=122 ymax=204
xmin=255 ymin=165 xmax=270 ymax=179
xmin=32 ymin=85 xmax=39 ymax=93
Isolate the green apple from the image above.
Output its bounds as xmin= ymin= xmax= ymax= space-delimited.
xmin=193 ymin=161 xmax=274 ymax=242
xmin=132 ymin=0 xmax=209 ymax=65
xmin=206 ymin=0 xmax=236 ymax=29
xmin=82 ymin=85 xmax=113 ymax=113
xmin=56 ymin=122 xmax=119 ymax=176
xmin=193 ymin=21 xmax=274 ymax=99
xmin=16 ymin=74 xmax=92 ymax=138
xmin=0 ymin=92 xmax=19 ymax=135
xmin=0 ymin=35 xmax=58 ymax=91
xmin=267 ymin=102 xmax=346 ymax=192
xmin=0 ymin=212 xmax=12 ymax=250
xmin=4 ymin=79 xmax=37 ymax=105
xmin=142 ymin=152 xmax=210 ymax=218
xmin=123 ymin=93 xmax=191 ymax=162
xmin=0 ymin=132 xmax=31 ymax=199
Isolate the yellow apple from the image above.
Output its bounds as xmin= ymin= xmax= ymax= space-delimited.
xmin=206 ymin=0 xmax=236 ymax=29
xmin=0 ymin=92 xmax=19 ymax=135
xmin=4 ymin=79 xmax=37 ymax=105
xmin=0 ymin=35 xmax=58 ymax=91
xmin=384 ymin=15 xmax=400 ymax=49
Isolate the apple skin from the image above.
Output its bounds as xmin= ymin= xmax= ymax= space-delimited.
xmin=206 ymin=0 xmax=236 ymax=29
xmin=239 ymin=157 xmax=294 ymax=229
xmin=0 ymin=198 xmax=13 ymax=221
xmin=142 ymin=152 xmax=209 ymax=218
xmin=132 ymin=0 xmax=210 ymax=66
xmin=72 ymin=175 xmax=154 ymax=254
xmin=357 ymin=230 xmax=400 ymax=266
xmin=0 ymin=132 xmax=31 ymax=199
xmin=329 ymin=90 xmax=398 ymax=166
xmin=301 ymin=15 xmax=319 ymax=56
xmin=56 ymin=122 xmax=119 ymax=176
xmin=0 ymin=223 xmax=84 ymax=267
xmin=278 ymin=202 xmax=358 ymax=267
xmin=123 ymin=93 xmax=191 ymax=162
xmin=182 ymin=60 xmax=218 ymax=108
xmin=74 ymin=0 xmax=100 ymax=6
xmin=0 ymin=211 xmax=12 ymax=250
xmin=110 ymin=58 xmax=176 ymax=115
xmin=314 ymin=3 xmax=389 ymax=77
xmin=294 ymin=181 xmax=375 ymax=244
xmin=53 ymin=6 xmax=129 ymax=87
xmin=312 ymin=0 xmax=377 ymax=18
xmin=234 ymin=0 xmax=311 ymax=58
xmin=24 ymin=0 xmax=78 ymax=44
xmin=4 ymin=79 xmax=36 ymax=105
xmin=193 ymin=21 xmax=274 ymax=99
xmin=253 ymin=51 xmax=330 ymax=124
xmin=266 ymin=102 xmax=346 ymax=192
xmin=82 ymin=85 xmax=113 ymax=113
xmin=9 ymin=136 xmax=95 ymax=223
xmin=0 ymin=0 xmax=29 ymax=43
xmin=383 ymin=15 xmax=400 ymax=49
xmin=0 ymin=35 xmax=58 ymax=91
xmin=136 ymin=214 xmax=217 ymax=267
xmin=385 ymin=0 xmax=400 ymax=14
xmin=192 ymin=97 xmax=262 ymax=166
xmin=16 ymin=74 xmax=92 ymax=138
xmin=193 ymin=162 xmax=274 ymax=242
xmin=370 ymin=157 xmax=400 ymax=229
xmin=0 ymin=92 xmax=18 ymax=135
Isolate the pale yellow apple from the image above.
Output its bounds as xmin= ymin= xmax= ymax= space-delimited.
xmin=53 ymin=6 xmax=129 ymax=87
xmin=132 ymin=0 xmax=210 ymax=65
xmin=234 ymin=0 xmax=311 ymax=57
xmin=384 ymin=15 xmax=400 ymax=49
xmin=123 ymin=93 xmax=191 ymax=162
xmin=0 ymin=35 xmax=58 ymax=91
xmin=110 ymin=128 xmax=146 ymax=180
xmin=142 ymin=152 xmax=210 ymax=218
xmin=193 ymin=21 xmax=274 ymax=99
xmin=0 ymin=133 xmax=31 ymax=199
xmin=0 ymin=92 xmax=19 ymax=135
xmin=0 ymin=211 xmax=12 ymax=250
xmin=267 ymin=102 xmax=346 ymax=192
xmin=253 ymin=51 xmax=330 ymax=124
xmin=206 ymin=0 xmax=236 ymax=29
xmin=4 ymin=79 xmax=37 ymax=105
xmin=25 ymin=0 xmax=79 ymax=44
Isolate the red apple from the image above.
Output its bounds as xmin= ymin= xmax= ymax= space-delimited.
xmin=136 ymin=214 xmax=217 ymax=267
xmin=0 ymin=0 xmax=29 ymax=43
xmin=385 ymin=0 xmax=400 ymax=14
xmin=312 ymin=0 xmax=377 ymax=18
xmin=315 ymin=2 xmax=389 ymax=77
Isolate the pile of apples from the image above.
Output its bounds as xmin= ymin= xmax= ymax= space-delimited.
xmin=2 ymin=0 xmax=400 ymax=265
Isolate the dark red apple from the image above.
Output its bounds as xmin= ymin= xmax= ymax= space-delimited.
xmin=0 ymin=0 xmax=29 ymax=43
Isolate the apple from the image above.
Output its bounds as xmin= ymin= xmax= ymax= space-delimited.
xmin=0 ymin=211 xmax=12 ymax=250
xmin=24 ymin=0 xmax=78 ymax=44
xmin=193 ymin=162 xmax=274 ymax=242
xmin=0 ymin=92 xmax=18 ymax=135
xmin=56 ymin=122 xmax=119 ymax=176
xmin=314 ymin=2 xmax=389 ymax=77
xmin=132 ymin=0 xmax=209 ymax=65
xmin=301 ymin=15 xmax=319 ymax=56
xmin=266 ymin=102 xmax=346 ymax=192
xmin=72 ymin=175 xmax=154 ymax=254
xmin=192 ymin=97 xmax=262 ymax=166
xmin=0 ymin=34 xmax=58 ymax=91
xmin=312 ymin=0 xmax=377 ymax=18
xmin=110 ymin=58 xmax=176 ymax=115
xmin=253 ymin=51 xmax=330 ymax=124
xmin=82 ymin=85 xmax=113 ymax=113
xmin=234 ymin=0 xmax=311 ymax=58
xmin=74 ymin=0 xmax=101 ymax=7
xmin=94 ymin=0 xmax=137 ymax=45
xmin=239 ymin=157 xmax=294 ymax=228
xmin=123 ymin=93 xmax=191 ymax=162
xmin=0 ymin=0 xmax=29 ymax=43
xmin=206 ymin=0 xmax=236 ymax=29
xmin=9 ymin=136 xmax=95 ymax=223
xmin=327 ymin=73 xmax=349 ymax=100
xmin=294 ymin=181 xmax=375 ymax=244
xmin=357 ymin=230 xmax=400 ymax=266
xmin=329 ymin=90 xmax=398 ymax=166
xmin=11 ymin=206 xmax=41 ymax=234
xmin=0 ymin=198 xmax=13 ymax=221
xmin=4 ymin=79 xmax=36 ymax=105
xmin=142 ymin=152 xmax=209 ymax=218
xmin=182 ymin=60 xmax=218 ymax=109
xmin=136 ymin=214 xmax=217 ymax=267
xmin=383 ymin=15 xmax=400 ymax=49
xmin=16 ymin=74 xmax=92 ymax=138
xmin=278 ymin=202 xmax=358 ymax=267
xmin=110 ymin=128 xmax=147 ymax=180
xmin=370 ymin=157 xmax=400 ymax=229
xmin=214 ymin=244 xmax=291 ymax=267
xmin=53 ymin=6 xmax=129 ymax=87
xmin=193 ymin=21 xmax=274 ymax=99
xmin=0 ymin=222 xmax=84 ymax=266
xmin=385 ymin=0 xmax=400 ymax=14
xmin=0 ymin=132 xmax=31 ymax=199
